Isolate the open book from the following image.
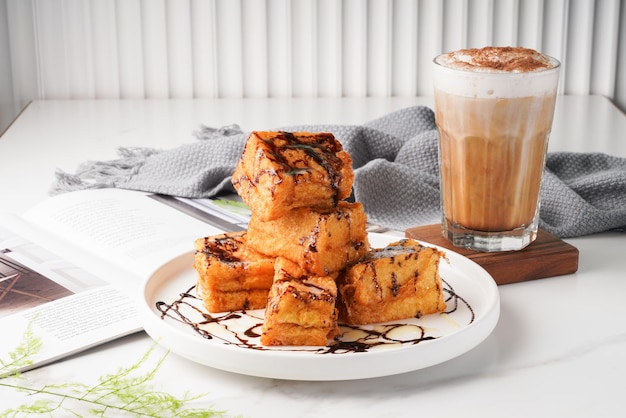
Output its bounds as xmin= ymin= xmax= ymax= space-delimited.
xmin=0 ymin=188 xmax=241 ymax=373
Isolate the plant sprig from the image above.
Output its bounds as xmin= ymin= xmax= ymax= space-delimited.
xmin=0 ymin=321 xmax=42 ymax=377
xmin=0 ymin=326 xmax=227 ymax=417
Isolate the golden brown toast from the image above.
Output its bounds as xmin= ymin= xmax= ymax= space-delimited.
xmin=337 ymin=239 xmax=446 ymax=325
xmin=232 ymin=131 xmax=354 ymax=221
xmin=193 ymin=232 xmax=275 ymax=312
xmin=261 ymin=257 xmax=339 ymax=346
xmin=246 ymin=201 xmax=370 ymax=276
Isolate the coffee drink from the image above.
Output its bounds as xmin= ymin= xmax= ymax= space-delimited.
xmin=433 ymin=47 xmax=560 ymax=252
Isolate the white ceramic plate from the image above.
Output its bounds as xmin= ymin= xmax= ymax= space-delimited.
xmin=140 ymin=233 xmax=500 ymax=381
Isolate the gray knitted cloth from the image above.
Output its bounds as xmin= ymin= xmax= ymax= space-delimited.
xmin=52 ymin=106 xmax=626 ymax=238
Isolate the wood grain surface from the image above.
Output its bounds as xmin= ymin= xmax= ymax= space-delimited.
xmin=405 ymin=224 xmax=579 ymax=285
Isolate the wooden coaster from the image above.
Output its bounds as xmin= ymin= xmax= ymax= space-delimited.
xmin=405 ymin=224 xmax=579 ymax=285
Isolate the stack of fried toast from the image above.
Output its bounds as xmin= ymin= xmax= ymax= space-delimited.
xmin=193 ymin=131 xmax=446 ymax=346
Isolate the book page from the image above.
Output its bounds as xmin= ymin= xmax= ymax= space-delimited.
xmin=19 ymin=189 xmax=224 ymax=279
xmin=0 ymin=226 xmax=141 ymax=372
xmin=1 ymin=286 xmax=140 ymax=373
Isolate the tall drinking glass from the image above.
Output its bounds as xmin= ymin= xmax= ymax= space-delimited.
xmin=433 ymin=47 xmax=560 ymax=252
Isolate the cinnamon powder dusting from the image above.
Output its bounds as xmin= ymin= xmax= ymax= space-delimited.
xmin=439 ymin=46 xmax=556 ymax=73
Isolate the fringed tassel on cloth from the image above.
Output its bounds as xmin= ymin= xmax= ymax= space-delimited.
xmin=50 ymin=147 xmax=162 ymax=195
xmin=193 ymin=124 xmax=243 ymax=140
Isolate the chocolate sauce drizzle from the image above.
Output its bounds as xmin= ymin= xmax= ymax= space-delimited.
xmin=262 ymin=131 xmax=344 ymax=205
xmin=198 ymin=233 xmax=245 ymax=263
xmin=155 ymin=277 xmax=474 ymax=354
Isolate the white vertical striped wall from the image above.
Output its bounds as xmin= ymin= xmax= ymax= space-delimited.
xmin=4 ymin=0 xmax=626 ymax=112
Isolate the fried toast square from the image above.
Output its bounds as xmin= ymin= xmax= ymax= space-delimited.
xmin=232 ymin=131 xmax=354 ymax=221
xmin=337 ymin=239 xmax=446 ymax=325
xmin=247 ymin=201 xmax=369 ymax=276
xmin=193 ymin=232 xmax=275 ymax=312
xmin=261 ymin=257 xmax=339 ymax=346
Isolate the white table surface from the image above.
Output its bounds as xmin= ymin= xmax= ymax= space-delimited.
xmin=1 ymin=96 xmax=625 ymax=417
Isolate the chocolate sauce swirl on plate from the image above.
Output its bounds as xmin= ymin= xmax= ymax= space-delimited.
xmin=155 ymin=277 xmax=473 ymax=354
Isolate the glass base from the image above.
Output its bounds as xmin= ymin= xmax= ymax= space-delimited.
xmin=442 ymin=218 xmax=537 ymax=252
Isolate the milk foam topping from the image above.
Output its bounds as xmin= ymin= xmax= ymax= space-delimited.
xmin=435 ymin=47 xmax=556 ymax=73
xmin=433 ymin=46 xmax=560 ymax=98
